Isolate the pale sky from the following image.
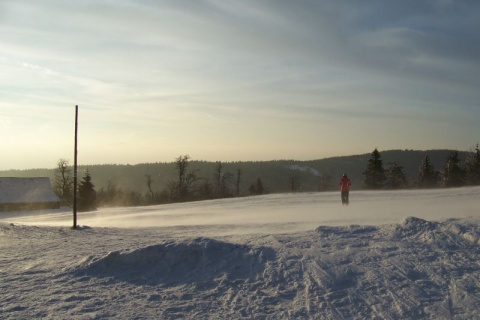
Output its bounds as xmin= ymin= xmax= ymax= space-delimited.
xmin=1 ymin=0 xmax=479 ymax=170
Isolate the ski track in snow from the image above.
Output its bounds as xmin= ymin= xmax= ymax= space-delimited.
xmin=1 ymin=187 xmax=480 ymax=319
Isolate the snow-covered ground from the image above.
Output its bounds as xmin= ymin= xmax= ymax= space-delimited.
xmin=1 ymin=187 xmax=479 ymax=319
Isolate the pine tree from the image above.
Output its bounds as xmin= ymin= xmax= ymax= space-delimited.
xmin=77 ymin=170 xmax=97 ymax=212
xmin=385 ymin=162 xmax=407 ymax=189
xmin=363 ymin=148 xmax=386 ymax=189
xmin=442 ymin=151 xmax=465 ymax=187
xmin=416 ymin=153 xmax=439 ymax=188
xmin=465 ymin=144 xmax=480 ymax=186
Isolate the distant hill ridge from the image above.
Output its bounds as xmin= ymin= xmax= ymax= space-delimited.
xmin=0 ymin=149 xmax=469 ymax=195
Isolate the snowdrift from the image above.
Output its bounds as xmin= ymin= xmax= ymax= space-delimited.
xmin=74 ymin=238 xmax=275 ymax=285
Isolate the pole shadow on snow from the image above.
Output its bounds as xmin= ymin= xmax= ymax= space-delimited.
xmin=72 ymin=237 xmax=276 ymax=286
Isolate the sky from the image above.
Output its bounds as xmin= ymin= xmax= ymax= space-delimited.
xmin=1 ymin=0 xmax=479 ymax=170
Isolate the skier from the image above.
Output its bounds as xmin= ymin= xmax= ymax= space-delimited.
xmin=339 ymin=174 xmax=352 ymax=205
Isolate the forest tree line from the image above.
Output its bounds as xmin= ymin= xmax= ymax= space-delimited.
xmin=363 ymin=146 xmax=480 ymax=189
xmin=49 ymin=145 xmax=480 ymax=211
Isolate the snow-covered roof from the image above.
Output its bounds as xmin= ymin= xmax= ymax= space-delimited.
xmin=0 ymin=177 xmax=60 ymax=204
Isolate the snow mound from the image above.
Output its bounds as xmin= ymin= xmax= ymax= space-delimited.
xmin=73 ymin=237 xmax=275 ymax=285
xmin=398 ymin=216 xmax=438 ymax=234
xmin=310 ymin=217 xmax=480 ymax=318
xmin=387 ymin=216 xmax=480 ymax=247
xmin=314 ymin=217 xmax=480 ymax=249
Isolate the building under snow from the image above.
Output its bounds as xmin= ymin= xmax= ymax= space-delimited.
xmin=0 ymin=177 xmax=60 ymax=212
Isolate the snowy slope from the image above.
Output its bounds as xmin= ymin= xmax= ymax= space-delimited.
xmin=1 ymin=187 xmax=479 ymax=319
xmin=3 ymin=187 xmax=479 ymax=231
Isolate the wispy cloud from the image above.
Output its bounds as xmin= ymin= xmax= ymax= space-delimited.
xmin=1 ymin=0 xmax=479 ymax=169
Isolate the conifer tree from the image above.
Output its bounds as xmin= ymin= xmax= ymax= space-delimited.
xmin=442 ymin=151 xmax=465 ymax=187
xmin=416 ymin=153 xmax=439 ymax=188
xmin=77 ymin=170 xmax=97 ymax=211
xmin=465 ymin=144 xmax=480 ymax=186
xmin=385 ymin=162 xmax=407 ymax=189
xmin=363 ymin=148 xmax=386 ymax=189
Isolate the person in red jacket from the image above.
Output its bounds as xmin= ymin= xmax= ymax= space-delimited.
xmin=339 ymin=174 xmax=352 ymax=205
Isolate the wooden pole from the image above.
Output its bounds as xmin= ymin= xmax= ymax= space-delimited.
xmin=73 ymin=105 xmax=78 ymax=229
